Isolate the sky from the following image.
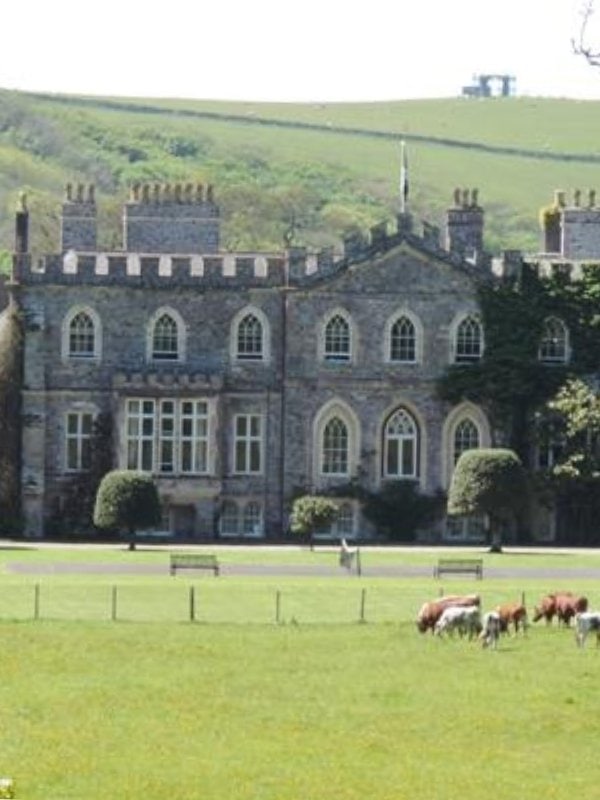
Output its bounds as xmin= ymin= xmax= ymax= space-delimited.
xmin=2 ymin=0 xmax=600 ymax=103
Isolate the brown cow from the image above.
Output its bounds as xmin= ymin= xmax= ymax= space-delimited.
xmin=416 ymin=594 xmax=481 ymax=634
xmin=533 ymin=594 xmax=558 ymax=625
xmin=555 ymin=593 xmax=588 ymax=626
xmin=496 ymin=602 xmax=528 ymax=635
xmin=533 ymin=592 xmax=588 ymax=626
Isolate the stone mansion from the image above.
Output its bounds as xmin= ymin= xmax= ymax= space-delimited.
xmin=3 ymin=182 xmax=598 ymax=541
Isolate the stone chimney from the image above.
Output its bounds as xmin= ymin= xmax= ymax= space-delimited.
xmin=14 ymin=192 xmax=29 ymax=254
xmin=61 ymin=183 xmax=97 ymax=252
xmin=445 ymin=188 xmax=484 ymax=259
xmin=553 ymin=189 xmax=600 ymax=259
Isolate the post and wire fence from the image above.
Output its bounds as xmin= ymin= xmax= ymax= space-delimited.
xmin=0 ymin=582 xmax=417 ymax=625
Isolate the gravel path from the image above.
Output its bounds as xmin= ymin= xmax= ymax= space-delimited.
xmin=7 ymin=561 xmax=600 ymax=580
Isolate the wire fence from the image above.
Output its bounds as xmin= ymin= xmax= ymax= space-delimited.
xmin=0 ymin=582 xmax=426 ymax=625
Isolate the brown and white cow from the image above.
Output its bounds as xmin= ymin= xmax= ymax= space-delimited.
xmin=496 ymin=602 xmax=528 ymax=635
xmin=416 ymin=594 xmax=481 ymax=634
xmin=434 ymin=605 xmax=482 ymax=639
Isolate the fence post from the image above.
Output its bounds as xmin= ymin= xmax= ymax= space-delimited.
xmin=356 ymin=549 xmax=362 ymax=577
xmin=275 ymin=590 xmax=281 ymax=624
xmin=189 ymin=586 xmax=196 ymax=622
xmin=111 ymin=586 xmax=118 ymax=621
xmin=33 ymin=583 xmax=40 ymax=620
xmin=359 ymin=587 xmax=367 ymax=623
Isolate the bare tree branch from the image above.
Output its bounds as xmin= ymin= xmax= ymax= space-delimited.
xmin=572 ymin=0 xmax=600 ymax=66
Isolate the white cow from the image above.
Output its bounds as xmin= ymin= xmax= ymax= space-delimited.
xmin=480 ymin=611 xmax=501 ymax=649
xmin=434 ymin=605 xmax=481 ymax=639
xmin=575 ymin=611 xmax=600 ymax=648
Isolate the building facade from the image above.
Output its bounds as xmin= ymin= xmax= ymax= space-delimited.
xmin=6 ymin=182 xmax=598 ymax=541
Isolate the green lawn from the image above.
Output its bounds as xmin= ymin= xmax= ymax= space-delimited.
xmin=1 ymin=546 xmax=600 ymax=798
xmin=1 ymin=619 xmax=599 ymax=799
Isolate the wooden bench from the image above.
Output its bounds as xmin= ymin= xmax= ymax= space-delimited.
xmin=433 ymin=558 xmax=483 ymax=580
xmin=170 ymin=553 xmax=220 ymax=576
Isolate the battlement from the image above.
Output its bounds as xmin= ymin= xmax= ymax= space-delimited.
xmin=128 ymin=182 xmax=215 ymax=205
xmin=15 ymin=186 xmax=490 ymax=289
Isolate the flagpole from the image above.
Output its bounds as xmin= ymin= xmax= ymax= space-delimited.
xmin=400 ymin=140 xmax=408 ymax=214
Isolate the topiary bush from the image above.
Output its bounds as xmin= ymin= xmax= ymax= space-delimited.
xmin=93 ymin=470 xmax=161 ymax=546
xmin=290 ymin=495 xmax=339 ymax=546
xmin=448 ymin=448 xmax=528 ymax=551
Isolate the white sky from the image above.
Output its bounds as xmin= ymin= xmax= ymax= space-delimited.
xmin=2 ymin=0 xmax=600 ymax=102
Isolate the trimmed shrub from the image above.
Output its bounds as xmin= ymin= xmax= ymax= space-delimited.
xmin=290 ymin=495 xmax=339 ymax=543
xmin=94 ymin=470 xmax=161 ymax=539
xmin=448 ymin=448 xmax=528 ymax=549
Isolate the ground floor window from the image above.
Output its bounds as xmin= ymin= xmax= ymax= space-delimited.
xmin=444 ymin=514 xmax=486 ymax=542
xmin=219 ymin=500 xmax=264 ymax=537
xmin=316 ymin=502 xmax=356 ymax=540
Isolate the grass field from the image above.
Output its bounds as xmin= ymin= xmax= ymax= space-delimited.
xmin=1 ymin=545 xmax=600 ymax=799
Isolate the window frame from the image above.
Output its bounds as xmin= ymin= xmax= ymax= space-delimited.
xmin=219 ymin=500 xmax=264 ymax=537
xmin=230 ymin=306 xmax=271 ymax=365
xmin=538 ymin=316 xmax=569 ymax=364
xmin=65 ymin=410 xmax=94 ymax=472
xmin=321 ymin=415 xmax=350 ymax=476
xmin=125 ymin=397 xmax=210 ymax=475
xmin=382 ymin=407 xmax=419 ymax=479
xmin=146 ymin=307 xmax=186 ymax=364
xmin=452 ymin=417 xmax=480 ymax=465
xmin=453 ymin=314 xmax=483 ymax=364
xmin=233 ymin=414 xmax=264 ymax=475
xmin=62 ymin=306 xmax=102 ymax=362
xmin=386 ymin=312 xmax=421 ymax=364
xmin=321 ymin=310 xmax=353 ymax=364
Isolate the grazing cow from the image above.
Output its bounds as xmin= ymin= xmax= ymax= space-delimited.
xmin=555 ymin=593 xmax=588 ymax=626
xmin=575 ymin=612 xmax=600 ymax=647
xmin=434 ymin=605 xmax=482 ymax=639
xmin=533 ymin=592 xmax=588 ymax=626
xmin=480 ymin=611 xmax=501 ymax=649
xmin=496 ymin=602 xmax=528 ymax=635
xmin=416 ymin=594 xmax=481 ymax=634
xmin=532 ymin=594 xmax=557 ymax=625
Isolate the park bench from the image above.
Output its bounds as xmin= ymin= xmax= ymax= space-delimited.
xmin=170 ymin=553 xmax=220 ymax=576
xmin=433 ymin=558 xmax=483 ymax=580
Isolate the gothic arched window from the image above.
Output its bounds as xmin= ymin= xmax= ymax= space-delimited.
xmin=453 ymin=418 xmax=480 ymax=464
xmin=383 ymin=408 xmax=418 ymax=478
xmin=390 ymin=316 xmax=417 ymax=363
xmin=68 ymin=311 xmax=96 ymax=358
xmin=324 ymin=314 xmax=351 ymax=362
xmin=455 ymin=315 xmax=483 ymax=363
xmin=539 ymin=317 xmax=569 ymax=364
xmin=152 ymin=313 xmax=179 ymax=360
xmin=236 ymin=313 xmax=263 ymax=360
xmin=322 ymin=416 xmax=349 ymax=475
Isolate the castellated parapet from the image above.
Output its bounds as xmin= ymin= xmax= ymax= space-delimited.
xmin=15 ymin=189 xmax=491 ymax=290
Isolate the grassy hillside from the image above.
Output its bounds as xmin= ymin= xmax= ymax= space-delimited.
xmin=2 ymin=89 xmax=600 ymax=260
